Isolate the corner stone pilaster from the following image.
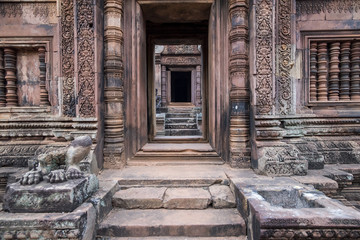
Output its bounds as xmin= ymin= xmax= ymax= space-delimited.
xmin=251 ymin=0 xmax=307 ymax=176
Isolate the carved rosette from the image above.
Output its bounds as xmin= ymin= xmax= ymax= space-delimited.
xmin=38 ymin=47 xmax=50 ymax=106
xmin=104 ymin=0 xmax=125 ymax=168
xmin=255 ymin=0 xmax=274 ymax=115
xmin=77 ymin=0 xmax=96 ymax=118
xmin=0 ymin=49 xmax=5 ymax=107
xmin=229 ymin=0 xmax=250 ymax=167
xmin=276 ymin=0 xmax=292 ymax=115
xmin=61 ymin=0 xmax=75 ymax=117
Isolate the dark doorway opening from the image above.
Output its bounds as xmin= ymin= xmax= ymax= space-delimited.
xmin=171 ymin=71 xmax=191 ymax=102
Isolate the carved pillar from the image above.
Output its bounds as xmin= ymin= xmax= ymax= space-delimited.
xmin=340 ymin=41 xmax=351 ymax=101
xmin=0 ymin=49 xmax=5 ymax=107
xmin=196 ymin=65 xmax=201 ymax=106
xmin=229 ymin=0 xmax=250 ymax=167
xmin=317 ymin=42 xmax=328 ymax=101
xmin=103 ymin=0 xmax=125 ymax=168
xmin=38 ymin=47 xmax=50 ymax=106
xmin=276 ymin=0 xmax=293 ymax=114
xmin=310 ymin=42 xmax=318 ymax=101
xmin=161 ymin=65 xmax=167 ymax=107
xmin=329 ymin=42 xmax=340 ymax=101
xmin=4 ymin=48 xmax=17 ymax=107
xmin=351 ymin=41 xmax=360 ymax=100
xmin=61 ymin=0 xmax=75 ymax=116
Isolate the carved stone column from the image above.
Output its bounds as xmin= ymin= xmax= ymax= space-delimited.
xmin=161 ymin=65 xmax=167 ymax=107
xmin=229 ymin=0 xmax=250 ymax=167
xmin=0 ymin=49 xmax=5 ymax=107
xmin=4 ymin=48 xmax=17 ymax=107
xmin=38 ymin=47 xmax=50 ymax=106
xmin=196 ymin=65 xmax=201 ymax=106
xmin=340 ymin=41 xmax=351 ymax=100
xmin=329 ymin=42 xmax=340 ymax=101
xmin=103 ymin=0 xmax=125 ymax=168
xmin=351 ymin=41 xmax=360 ymax=100
xmin=310 ymin=42 xmax=318 ymax=101
xmin=317 ymin=42 xmax=328 ymax=101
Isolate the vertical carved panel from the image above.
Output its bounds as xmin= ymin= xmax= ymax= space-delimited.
xmin=38 ymin=47 xmax=50 ymax=106
xmin=196 ymin=65 xmax=201 ymax=106
xmin=0 ymin=49 xmax=5 ymax=107
xmin=351 ymin=41 xmax=360 ymax=100
xmin=104 ymin=0 xmax=125 ymax=168
xmin=256 ymin=0 xmax=274 ymax=115
xmin=77 ymin=0 xmax=95 ymax=118
xmin=61 ymin=0 xmax=75 ymax=116
xmin=161 ymin=65 xmax=167 ymax=106
xmin=276 ymin=0 xmax=292 ymax=114
xmin=310 ymin=42 xmax=318 ymax=101
xmin=340 ymin=41 xmax=351 ymax=100
xmin=328 ymin=42 xmax=340 ymax=101
xmin=229 ymin=0 xmax=250 ymax=167
xmin=317 ymin=42 xmax=328 ymax=101
xmin=4 ymin=48 xmax=17 ymax=107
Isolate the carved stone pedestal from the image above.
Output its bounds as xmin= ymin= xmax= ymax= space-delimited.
xmin=4 ymin=174 xmax=98 ymax=213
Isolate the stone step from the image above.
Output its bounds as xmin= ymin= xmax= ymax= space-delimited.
xmin=166 ymin=118 xmax=196 ymax=124
xmin=97 ymin=209 xmax=246 ymax=238
xmin=103 ymin=237 xmax=246 ymax=239
xmin=166 ymin=113 xmax=194 ymax=118
xmin=165 ymin=129 xmax=201 ymax=136
xmin=165 ymin=123 xmax=198 ymax=129
xmin=112 ymin=186 xmax=236 ymax=209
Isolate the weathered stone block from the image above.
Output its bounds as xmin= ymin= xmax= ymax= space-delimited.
xmin=209 ymin=185 xmax=236 ymax=208
xmin=163 ymin=187 xmax=211 ymax=209
xmin=3 ymin=174 xmax=98 ymax=213
xmin=112 ymin=187 xmax=166 ymax=209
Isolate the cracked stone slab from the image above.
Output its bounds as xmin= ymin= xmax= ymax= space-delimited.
xmin=113 ymin=187 xmax=166 ymax=209
xmin=163 ymin=187 xmax=211 ymax=209
xmin=209 ymin=185 xmax=236 ymax=208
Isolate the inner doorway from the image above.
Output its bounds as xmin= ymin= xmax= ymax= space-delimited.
xmin=171 ymin=71 xmax=191 ymax=103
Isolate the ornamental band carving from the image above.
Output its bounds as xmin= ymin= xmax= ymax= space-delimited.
xmin=276 ymin=0 xmax=292 ymax=115
xmin=61 ymin=0 xmax=75 ymax=117
xmin=77 ymin=0 xmax=96 ymax=118
xmin=296 ymin=0 xmax=360 ymax=15
xmin=256 ymin=0 xmax=274 ymax=115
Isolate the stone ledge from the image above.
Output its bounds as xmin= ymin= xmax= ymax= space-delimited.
xmin=4 ymin=174 xmax=98 ymax=213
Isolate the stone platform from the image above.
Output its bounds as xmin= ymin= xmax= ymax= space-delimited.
xmin=4 ymin=174 xmax=98 ymax=213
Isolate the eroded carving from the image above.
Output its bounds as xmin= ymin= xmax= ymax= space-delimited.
xmin=296 ymin=0 xmax=360 ymax=15
xmin=0 ymin=3 xmax=56 ymax=18
xmin=20 ymin=136 xmax=91 ymax=185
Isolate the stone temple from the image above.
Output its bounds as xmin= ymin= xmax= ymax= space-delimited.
xmin=0 ymin=0 xmax=360 ymax=239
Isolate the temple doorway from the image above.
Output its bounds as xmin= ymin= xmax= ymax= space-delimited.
xmin=171 ymin=71 xmax=191 ymax=103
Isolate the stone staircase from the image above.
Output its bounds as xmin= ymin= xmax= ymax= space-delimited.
xmin=165 ymin=110 xmax=201 ymax=136
xmin=96 ymin=180 xmax=246 ymax=239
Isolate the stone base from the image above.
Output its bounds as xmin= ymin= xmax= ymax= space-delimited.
xmin=3 ymin=174 xmax=98 ymax=213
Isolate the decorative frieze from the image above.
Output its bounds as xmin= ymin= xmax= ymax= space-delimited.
xmin=161 ymin=56 xmax=201 ymax=66
xmin=38 ymin=47 xmax=50 ymax=106
xmin=77 ymin=0 xmax=96 ymax=118
xmin=276 ymin=0 xmax=293 ymax=115
xmin=61 ymin=0 xmax=75 ymax=117
xmin=4 ymin=48 xmax=17 ymax=107
xmin=0 ymin=49 xmax=5 ymax=107
xmin=255 ymin=0 xmax=274 ymax=115
xmin=0 ymin=3 xmax=56 ymax=18
xmin=296 ymin=0 xmax=360 ymax=15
